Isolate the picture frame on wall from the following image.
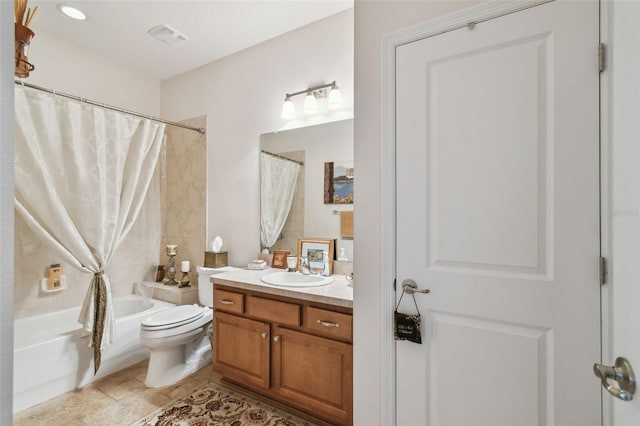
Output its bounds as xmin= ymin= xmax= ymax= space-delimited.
xmin=272 ymin=250 xmax=290 ymax=269
xmin=297 ymin=238 xmax=335 ymax=274
xmin=324 ymin=161 xmax=354 ymax=204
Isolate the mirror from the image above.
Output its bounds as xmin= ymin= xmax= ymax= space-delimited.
xmin=260 ymin=119 xmax=354 ymax=262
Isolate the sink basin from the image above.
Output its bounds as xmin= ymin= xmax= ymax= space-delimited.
xmin=260 ymin=271 xmax=334 ymax=287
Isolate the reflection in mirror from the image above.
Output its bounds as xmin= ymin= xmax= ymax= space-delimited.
xmin=260 ymin=151 xmax=303 ymax=253
xmin=260 ymin=119 xmax=354 ymax=262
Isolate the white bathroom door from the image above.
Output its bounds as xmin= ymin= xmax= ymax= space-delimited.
xmin=395 ymin=1 xmax=601 ymax=425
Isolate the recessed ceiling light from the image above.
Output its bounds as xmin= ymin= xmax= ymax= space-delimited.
xmin=57 ymin=4 xmax=87 ymax=21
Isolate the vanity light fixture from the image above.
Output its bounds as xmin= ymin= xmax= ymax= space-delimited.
xmin=328 ymin=83 xmax=343 ymax=109
xmin=57 ymin=4 xmax=87 ymax=20
xmin=280 ymin=81 xmax=342 ymax=119
xmin=281 ymin=97 xmax=296 ymax=120
xmin=303 ymin=92 xmax=318 ymax=114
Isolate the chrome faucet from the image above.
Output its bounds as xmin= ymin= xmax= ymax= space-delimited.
xmin=299 ymin=256 xmax=311 ymax=275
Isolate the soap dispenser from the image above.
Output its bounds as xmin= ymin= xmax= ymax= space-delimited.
xmin=322 ymin=250 xmax=331 ymax=276
xmin=338 ymin=248 xmax=348 ymax=262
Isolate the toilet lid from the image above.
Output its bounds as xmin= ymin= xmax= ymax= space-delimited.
xmin=142 ymin=305 xmax=205 ymax=329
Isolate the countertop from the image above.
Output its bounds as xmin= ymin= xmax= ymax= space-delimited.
xmin=211 ymin=268 xmax=353 ymax=309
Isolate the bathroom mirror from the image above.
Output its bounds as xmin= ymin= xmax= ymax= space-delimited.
xmin=260 ymin=119 xmax=354 ymax=261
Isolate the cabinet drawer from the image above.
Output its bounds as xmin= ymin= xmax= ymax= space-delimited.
xmin=214 ymin=289 xmax=244 ymax=314
xmin=246 ymin=295 xmax=300 ymax=327
xmin=306 ymin=307 xmax=352 ymax=342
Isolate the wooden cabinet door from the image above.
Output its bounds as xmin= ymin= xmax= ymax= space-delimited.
xmin=213 ymin=311 xmax=270 ymax=389
xmin=272 ymin=326 xmax=353 ymax=425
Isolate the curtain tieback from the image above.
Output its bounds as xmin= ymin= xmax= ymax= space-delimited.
xmin=91 ymin=271 xmax=107 ymax=374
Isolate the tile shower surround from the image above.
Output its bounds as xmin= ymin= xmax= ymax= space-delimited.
xmin=159 ymin=116 xmax=207 ymax=286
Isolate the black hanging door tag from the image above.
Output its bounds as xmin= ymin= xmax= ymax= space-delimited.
xmin=394 ymin=288 xmax=422 ymax=344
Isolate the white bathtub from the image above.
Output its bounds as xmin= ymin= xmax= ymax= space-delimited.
xmin=13 ymin=295 xmax=175 ymax=413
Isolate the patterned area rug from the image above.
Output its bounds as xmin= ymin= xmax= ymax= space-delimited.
xmin=130 ymin=382 xmax=317 ymax=426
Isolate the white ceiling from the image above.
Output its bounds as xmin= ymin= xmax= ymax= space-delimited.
xmin=31 ymin=0 xmax=353 ymax=80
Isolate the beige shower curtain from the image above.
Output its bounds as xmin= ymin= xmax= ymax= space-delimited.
xmin=14 ymin=86 xmax=165 ymax=373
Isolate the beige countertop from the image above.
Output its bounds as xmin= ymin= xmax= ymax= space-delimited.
xmin=211 ymin=268 xmax=353 ymax=309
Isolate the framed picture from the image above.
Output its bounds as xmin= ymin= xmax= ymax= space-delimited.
xmin=272 ymin=250 xmax=290 ymax=269
xmin=324 ymin=161 xmax=354 ymax=204
xmin=297 ymin=238 xmax=335 ymax=274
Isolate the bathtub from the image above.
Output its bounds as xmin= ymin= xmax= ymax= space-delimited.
xmin=13 ymin=295 xmax=175 ymax=413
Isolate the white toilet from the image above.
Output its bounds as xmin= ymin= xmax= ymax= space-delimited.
xmin=140 ymin=266 xmax=237 ymax=387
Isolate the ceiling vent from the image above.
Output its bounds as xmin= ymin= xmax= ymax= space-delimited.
xmin=148 ymin=24 xmax=188 ymax=46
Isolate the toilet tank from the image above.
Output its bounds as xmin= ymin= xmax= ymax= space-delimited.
xmin=196 ymin=266 xmax=239 ymax=307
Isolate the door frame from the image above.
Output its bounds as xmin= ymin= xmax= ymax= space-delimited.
xmin=0 ymin=0 xmax=15 ymax=422
xmin=598 ymin=0 xmax=639 ymax=424
xmin=380 ymin=0 xmax=598 ymax=424
xmin=599 ymin=1 xmax=611 ymax=423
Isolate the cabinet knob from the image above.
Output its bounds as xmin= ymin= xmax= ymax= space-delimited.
xmin=261 ymin=332 xmax=268 ymax=339
xmin=219 ymin=299 xmax=234 ymax=305
xmin=273 ymin=336 xmax=281 ymax=342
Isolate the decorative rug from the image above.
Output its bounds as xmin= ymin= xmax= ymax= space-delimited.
xmin=130 ymin=382 xmax=318 ymax=426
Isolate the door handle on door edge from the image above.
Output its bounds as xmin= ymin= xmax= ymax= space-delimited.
xmin=401 ymin=279 xmax=430 ymax=295
xmin=593 ymin=357 xmax=636 ymax=401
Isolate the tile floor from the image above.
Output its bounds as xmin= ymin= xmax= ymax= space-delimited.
xmin=14 ymin=360 xmax=221 ymax=426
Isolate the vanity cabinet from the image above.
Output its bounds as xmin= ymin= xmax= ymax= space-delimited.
xmin=212 ymin=284 xmax=353 ymax=426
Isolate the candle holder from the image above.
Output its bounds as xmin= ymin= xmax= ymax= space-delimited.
xmin=179 ymin=260 xmax=191 ymax=287
xmin=165 ymin=245 xmax=179 ymax=286
xmin=179 ymin=272 xmax=191 ymax=287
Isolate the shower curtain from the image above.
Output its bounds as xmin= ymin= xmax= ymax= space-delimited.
xmin=14 ymin=86 xmax=165 ymax=373
xmin=260 ymin=152 xmax=301 ymax=250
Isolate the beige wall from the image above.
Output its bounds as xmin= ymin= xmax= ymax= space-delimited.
xmin=161 ymin=9 xmax=354 ymax=268
xmin=26 ymin=32 xmax=160 ymax=115
xmin=353 ymin=1 xmax=481 ymax=423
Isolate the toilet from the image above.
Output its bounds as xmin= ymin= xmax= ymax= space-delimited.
xmin=140 ymin=266 xmax=237 ymax=387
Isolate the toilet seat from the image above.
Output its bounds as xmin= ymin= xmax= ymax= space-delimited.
xmin=141 ymin=305 xmax=205 ymax=330
xmin=140 ymin=306 xmax=213 ymax=340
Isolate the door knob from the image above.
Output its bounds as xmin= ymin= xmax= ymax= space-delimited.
xmin=594 ymin=357 xmax=636 ymax=401
xmin=401 ymin=279 xmax=430 ymax=294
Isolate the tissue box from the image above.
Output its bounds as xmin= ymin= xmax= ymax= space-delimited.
xmin=204 ymin=251 xmax=228 ymax=268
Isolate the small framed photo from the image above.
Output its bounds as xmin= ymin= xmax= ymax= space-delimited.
xmin=297 ymin=238 xmax=335 ymax=274
xmin=272 ymin=250 xmax=290 ymax=269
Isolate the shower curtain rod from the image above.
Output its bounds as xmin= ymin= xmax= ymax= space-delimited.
xmin=14 ymin=80 xmax=206 ymax=135
xmin=261 ymin=150 xmax=304 ymax=166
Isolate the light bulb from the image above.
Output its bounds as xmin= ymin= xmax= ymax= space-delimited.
xmin=303 ymin=92 xmax=318 ymax=114
xmin=328 ymin=86 xmax=343 ymax=109
xmin=281 ymin=98 xmax=296 ymax=119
